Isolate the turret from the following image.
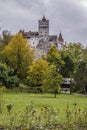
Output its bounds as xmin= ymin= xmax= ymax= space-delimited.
xmin=58 ymin=32 xmax=64 ymax=49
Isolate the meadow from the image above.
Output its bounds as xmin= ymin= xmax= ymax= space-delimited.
xmin=3 ymin=93 xmax=87 ymax=110
xmin=0 ymin=93 xmax=87 ymax=129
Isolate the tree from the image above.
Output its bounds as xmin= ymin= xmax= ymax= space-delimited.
xmin=0 ymin=50 xmax=6 ymax=63
xmin=0 ymin=30 xmax=12 ymax=52
xmin=6 ymin=67 xmax=19 ymax=88
xmin=46 ymin=45 xmax=64 ymax=71
xmin=0 ymin=62 xmax=8 ymax=86
xmin=65 ymin=43 xmax=83 ymax=69
xmin=74 ymin=61 xmax=87 ymax=96
xmin=0 ymin=62 xmax=19 ymax=88
xmin=82 ymin=47 xmax=87 ymax=61
xmin=27 ymin=59 xmax=48 ymax=91
xmin=4 ymin=34 xmax=34 ymax=79
xmin=1 ymin=30 xmax=12 ymax=45
xmin=0 ymin=42 xmax=5 ymax=51
xmin=42 ymin=65 xmax=63 ymax=98
xmin=59 ymin=50 xmax=75 ymax=78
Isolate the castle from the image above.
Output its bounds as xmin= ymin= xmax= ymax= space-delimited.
xmin=19 ymin=16 xmax=65 ymax=58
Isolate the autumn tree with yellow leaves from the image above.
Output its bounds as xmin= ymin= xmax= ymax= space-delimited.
xmin=4 ymin=34 xmax=34 ymax=79
xmin=27 ymin=59 xmax=49 ymax=91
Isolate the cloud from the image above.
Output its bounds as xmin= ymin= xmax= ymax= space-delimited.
xmin=0 ymin=0 xmax=87 ymax=46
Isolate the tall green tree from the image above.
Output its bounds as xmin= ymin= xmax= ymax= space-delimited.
xmin=46 ymin=45 xmax=64 ymax=71
xmin=42 ymin=65 xmax=63 ymax=98
xmin=4 ymin=34 xmax=34 ymax=79
xmin=74 ymin=60 xmax=87 ymax=96
xmin=65 ymin=43 xmax=83 ymax=67
xmin=59 ymin=50 xmax=75 ymax=78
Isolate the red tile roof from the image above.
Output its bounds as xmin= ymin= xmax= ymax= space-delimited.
xmin=18 ymin=30 xmax=38 ymax=38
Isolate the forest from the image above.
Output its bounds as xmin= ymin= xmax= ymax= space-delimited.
xmin=0 ymin=30 xmax=87 ymax=97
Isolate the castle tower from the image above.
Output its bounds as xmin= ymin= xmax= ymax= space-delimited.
xmin=58 ymin=32 xmax=64 ymax=49
xmin=38 ymin=16 xmax=49 ymax=41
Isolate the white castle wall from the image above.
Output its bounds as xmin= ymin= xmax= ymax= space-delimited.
xmin=27 ymin=38 xmax=39 ymax=48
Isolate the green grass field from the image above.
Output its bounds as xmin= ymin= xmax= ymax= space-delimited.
xmin=0 ymin=93 xmax=87 ymax=126
xmin=3 ymin=93 xmax=87 ymax=111
xmin=3 ymin=93 xmax=87 ymax=106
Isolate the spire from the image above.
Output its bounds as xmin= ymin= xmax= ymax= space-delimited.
xmin=58 ymin=32 xmax=64 ymax=42
xmin=42 ymin=15 xmax=46 ymax=21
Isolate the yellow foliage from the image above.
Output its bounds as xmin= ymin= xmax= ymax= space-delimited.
xmin=4 ymin=34 xmax=34 ymax=78
xmin=27 ymin=59 xmax=49 ymax=86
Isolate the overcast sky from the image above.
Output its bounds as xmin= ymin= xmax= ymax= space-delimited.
xmin=0 ymin=0 xmax=87 ymax=46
